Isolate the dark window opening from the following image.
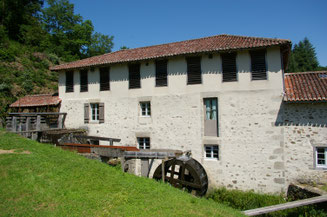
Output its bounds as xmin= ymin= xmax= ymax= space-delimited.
xmin=251 ymin=50 xmax=267 ymax=80
xmin=129 ymin=64 xmax=141 ymax=89
xmin=80 ymin=70 xmax=88 ymax=92
xmin=100 ymin=67 xmax=110 ymax=91
xmin=156 ymin=60 xmax=168 ymax=87
xmin=222 ymin=53 xmax=237 ymax=82
xmin=65 ymin=71 xmax=74 ymax=93
xmin=187 ymin=57 xmax=202 ymax=85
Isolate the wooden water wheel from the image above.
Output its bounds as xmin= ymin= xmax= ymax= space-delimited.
xmin=153 ymin=157 xmax=208 ymax=196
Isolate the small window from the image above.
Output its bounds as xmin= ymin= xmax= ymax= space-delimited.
xmin=90 ymin=103 xmax=99 ymax=121
xmin=251 ymin=50 xmax=267 ymax=80
xmin=80 ymin=70 xmax=88 ymax=92
xmin=187 ymin=57 xmax=202 ymax=85
xmin=205 ymin=145 xmax=219 ymax=159
xmin=156 ymin=60 xmax=168 ymax=87
xmin=316 ymin=147 xmax=327 ymax=168
xmin=222 ymin=53 xmax=237 ymax=82
xmin=129 ymin=64 xmax=141 ymax=89
xmin=65 ymin=71 xmax=74 ymax=92
xmin=100 ymin=67 xmax=110 ymax=91
xmin=138 ymin=137 xmax=150 ymax=149
xmin=140 ymin=101 xmax=151 ymax=117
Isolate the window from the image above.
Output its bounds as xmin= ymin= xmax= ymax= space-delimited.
xmin=156 ymin=60 xmax=168 ymax=87
xmin=187 ymin=57 xmax=202 ymax=85
xmin=222 ymin=53 xmax=237 ymax=82
xmin=140 ymin=101 xmax=151 ymax=117
xmin=204 ymin=98 xmax=218 ymax=137
xmin=90 ymin=103 xmax=99 ymax=121
xmin=138 ymin=137 xmax=150 ymax=149
xmin=251 ymin=50 xmax=267 ymax=80
xmin=316 ymin=147 xmax=327 ymax=168
xmin=129 ymin=64 xmax=141 ymax=89
xmin=80 ymin=70 xmax=88 ymax=92
xmin=205 ymin=145 xmax=219 ymax=159
xmin=100 ymin=67 xmax=110 ymax=91
xmin=65 ymin=71 xmax=74 ymax=92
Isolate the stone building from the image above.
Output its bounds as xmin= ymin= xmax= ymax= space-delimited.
xmin=50 ymin=34 xmax=326 ymax=194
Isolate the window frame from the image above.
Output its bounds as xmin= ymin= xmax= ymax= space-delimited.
xmin=129 ymin=63 xmax=141 ymax=89
xmin=250 ymin=49 xmax=267 ymax=81
xmin=315 ymin=147 xmax=327 ymax=169
xmin=155 ymin=60 xmax=168 ymax=87
xmin=186 ymin=56 xmax=202 ymax=85
xmin=65 ymin=71 xmax=74 ymax=93
xmin=90 ymin=103 xmax=99 ymax=121
xmin=80 ymin=69 xmax=88 ymax=92
xmin=137 ymin=137 xmax=150 ymax=149
xmin=100 ymin=67 xmax=110 ymax=91
xmin=204 ymin=145 xmax=219 ymax=160
xmin=140 ymin=101 xmax=151 ymax=117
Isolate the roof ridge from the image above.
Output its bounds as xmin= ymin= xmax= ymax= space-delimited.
xmin=285 ymin=71 xmax=327 ymax=75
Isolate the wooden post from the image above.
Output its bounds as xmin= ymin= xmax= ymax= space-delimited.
xmin=36 ymin=115 xmax=41 ymax=131
xmin=161 ymin=159 xmax=165 ymax=182
xmin=141 ymin=159 xmax=149 ymax=177
xmin=58 ymin=114 xmax=63 ymax=129
xmin=11 ymin=116 xmax=17 ymax=132
xmin=121 ymin=157 xmax=125 ymax=172
xmin=26 ymin=117 xmax=31 ymax=138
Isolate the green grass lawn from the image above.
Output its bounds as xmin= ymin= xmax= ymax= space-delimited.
xmin=0 ymin=130 xmax=243 ymax=217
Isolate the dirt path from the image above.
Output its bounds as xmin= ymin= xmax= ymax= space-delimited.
xmin=0 ymin=149 xmax=31 ymax=154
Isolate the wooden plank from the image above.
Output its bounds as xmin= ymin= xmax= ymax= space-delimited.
xmin=36 ymin=115 xmax=41 ymax=131
xmin=124 ymin=151 xmax=177 ymax=159
xmin=61 ymin=143 xmax=138 ymax=151
xmin=243 ymin=195 xmax=327 ymax=216
xmin=73 ymin=135 xmax=121 ymax=143
xmin=9 ymin=112 xmax=67 ymax=116
xmin=12 ymin=116 xmax=17 ymax=132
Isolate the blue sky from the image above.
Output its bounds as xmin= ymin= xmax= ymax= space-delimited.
xmin=70 ymin=0 xmax=327 ymax=66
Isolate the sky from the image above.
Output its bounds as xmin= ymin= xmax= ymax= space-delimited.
xmin=70 ymin=0 xmax=327 ymax=66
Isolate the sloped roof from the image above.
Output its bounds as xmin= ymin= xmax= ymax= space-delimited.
xmin=284 ymin=71 xmax=327 ymax=102
xmin=10 ymin=94 xmax=61 ymax=107
xmin=50 ymin=34 xmax=291 ymax=71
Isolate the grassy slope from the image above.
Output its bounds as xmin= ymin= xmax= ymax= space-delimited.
xmin=0 ymin=130 xmax=243 ymax=217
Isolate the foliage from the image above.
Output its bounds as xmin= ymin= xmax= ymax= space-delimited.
xmin=120 ymin=45 xmax=130 ymax=50
xmin=0 ymin=130 xmax=242 ymax=217
xmin=287 ymin=38 xmax=319 ymax=73
xmin=207 ymin=187 xmax=327 ymax=217
xmin=86 ymin=32 xmax=114 ymax=57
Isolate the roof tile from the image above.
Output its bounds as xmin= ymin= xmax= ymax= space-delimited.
xmin=10 ymin=94 xmax=61 ymax=107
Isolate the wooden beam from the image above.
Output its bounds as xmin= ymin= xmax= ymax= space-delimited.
xmin=73 ymin=135 xmax=121 ymax=143
xmin=243 ymin=195 xmax=327 ymax=216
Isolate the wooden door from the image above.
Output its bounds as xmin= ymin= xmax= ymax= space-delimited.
xmin=204 ymin=98 xmax=218 ymax=137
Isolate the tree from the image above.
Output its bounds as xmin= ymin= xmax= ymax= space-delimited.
xmin=120 ymin=46 xmax=129 ymax=50
xmin=0 ymin=0 xmax=44 ymax=41
xmin=287 ymin=37 xmax=319 ymax=72
xmin=86 ymin=32 xmax=114 ymax=57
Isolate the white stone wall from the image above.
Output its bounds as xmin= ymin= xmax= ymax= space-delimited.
xmin=57 ymin=46 xmax=327 ymax=194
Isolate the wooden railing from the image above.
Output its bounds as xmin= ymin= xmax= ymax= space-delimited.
xmin=6 ymin=112 xmax=67 ymax=134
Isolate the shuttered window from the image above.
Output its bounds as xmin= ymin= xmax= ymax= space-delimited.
xmin=100 ymin=67 xmax=110 ymax=91
xmin=65 ymin=71 xmax=74 ymax=92
xmin=187 ymin=57 xmax=202 ymax=85
xmin=251 ymin=50 xmax=267 ymax=80
xmin=222 ymin=53 xmax=237 ymax=82
xmin=80 ymin=70 xmax=88 ymax=92
xmin=129 ymin=64 xmax=141 ymax=89
xmin=84 ymin=103 xmax=104 ymax=124
xmin=155 ymin=60 xmax=168 ymax=87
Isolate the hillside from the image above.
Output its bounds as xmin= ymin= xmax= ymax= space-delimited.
xmin=0 ymin=130 xmax=243 ymax=217
xmin=0 ymin=40 xmax=59 ymax=121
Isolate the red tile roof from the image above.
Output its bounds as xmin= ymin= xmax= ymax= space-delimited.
xmin=284 ymin=71 xmax=327 ymax=102
xmin=50 ymin=34 xmax=291 ymax=71
xmin=10 ymin=94 xmax=61 ymax=107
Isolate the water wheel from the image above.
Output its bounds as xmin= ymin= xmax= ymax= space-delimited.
xmin=153 ymin=157 xmax=208 ymax=196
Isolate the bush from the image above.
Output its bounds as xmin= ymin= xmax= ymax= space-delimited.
xmin=207 ymin=187 xmax=327 ymax=217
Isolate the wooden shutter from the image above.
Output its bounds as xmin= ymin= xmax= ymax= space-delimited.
xmin=99 ymin=103 xmax=104 ymax=123
xmin=251 ymin=50 xmax=267 ymax=80
xmin=65 ymin=71 xmax=74 ymax=92
xmin=84 ymin=103 xmax=89 ymax=124
xmin=155 ymin=60 xmax=168 ymax=87
xmin=80 ymin=70 xmax=88 ymax=92
xmin=187 ymin=57 xmax=202 ymax=85
xmin=129 ymin=64 xmax=141 ymax=89
xmin=100 ymin=67 xmax=110 ymax=91
xmin=222 ymin=53 xmax=237 ymax=82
